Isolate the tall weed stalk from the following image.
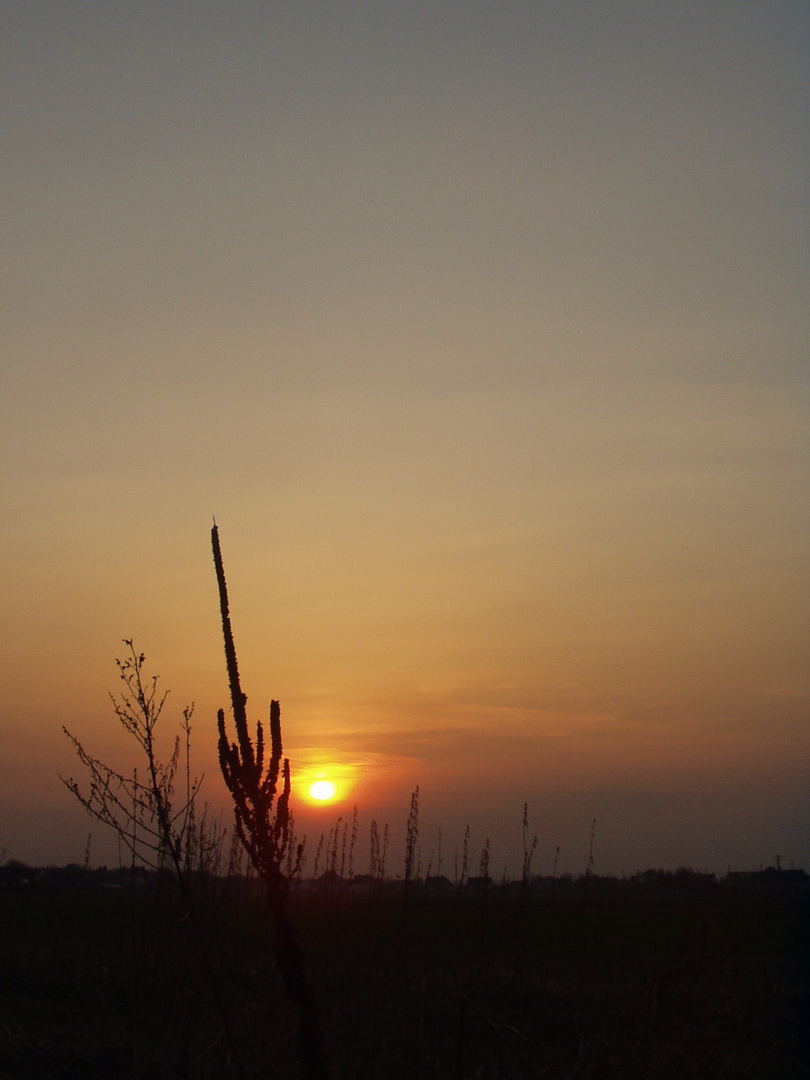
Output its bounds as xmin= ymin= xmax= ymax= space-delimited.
xmin=212 ymin=523 xmax=330 ymax=1080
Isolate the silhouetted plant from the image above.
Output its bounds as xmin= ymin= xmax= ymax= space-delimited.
xmin=581 ymin=818 xmax=598 ymax=923
xmin=348 ymin=805 xmax=358 ymax=881
xmin=327 ymin=816 xmax=342 ymax=878
xmin=368 ymin=818 xmax=389 ymax=885
xmin=457 ymin=824 xmax=471 ymax=889
xmin=404 ymin=786 xmax=419 ymax=889
xmin=285 ymin=812 xmax=306 ymax=880
xmin=212 ymin=522 xmax=329 ymax=1080
xmin=522 ymin=803 xmax=538 ymax=890
xmin=368 ymin=820 xmax=377 ymax=879
xmin=313 ymin=834 xmax=325 ymax=879
xmin=62 ymin=641 xmax=199 ymax=874
xmin=479 ymin=837 xmax=491 ymax=886
xmin=338 ymin=817 xmax=348 ymax=881
xmin=586 ymin=817 xmax=597 ymax=877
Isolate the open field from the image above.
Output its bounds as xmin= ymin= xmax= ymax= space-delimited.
xmin=1 ymin=872 xmax=807 ymax=1079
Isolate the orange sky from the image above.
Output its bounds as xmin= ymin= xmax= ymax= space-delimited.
xmin=1 ymin=3 xmax=808 ymax=876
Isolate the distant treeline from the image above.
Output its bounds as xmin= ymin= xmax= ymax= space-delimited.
xmin=2 ymin=859 xmax=806 ymax=898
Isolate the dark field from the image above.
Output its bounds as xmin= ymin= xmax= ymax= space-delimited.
xmin=1 ymin=877 xmax=807 ymax=1079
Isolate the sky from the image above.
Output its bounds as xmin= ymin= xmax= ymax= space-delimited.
xmin=1 ymin=1 xmax=808 ymax=878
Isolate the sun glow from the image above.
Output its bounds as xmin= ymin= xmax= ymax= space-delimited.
xmin=295 ymin=751 xmax=363 ymax=806
xmin=308 ymin=779 xmax=337 ymax=802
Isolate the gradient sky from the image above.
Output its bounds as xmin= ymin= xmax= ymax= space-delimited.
xmin=2 ymin=2 xmax=808 ymax=878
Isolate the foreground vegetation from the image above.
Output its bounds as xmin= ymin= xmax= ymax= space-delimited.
xmin=1 ymin=865 xmax=807 ymax=1079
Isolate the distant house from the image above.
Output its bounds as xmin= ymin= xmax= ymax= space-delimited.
xmin=630 ymin=869 xmax=718 ymax=896
xmin=422 ymin=875 xmax=454 ymax=895
xmin=0 ymin=860 xmax=32 ymax=891
xmin=724 ymin=867 xmax=808 ymax=893
xmin=347 ymin=874 xmax=378 ymax=893
xmin=464 ymin=876 xmax=491 ymax=894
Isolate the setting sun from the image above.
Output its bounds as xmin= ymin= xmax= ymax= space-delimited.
xmin=308 ymin=780 xmax=337 ymax=802
xmin=295 ymin=752 xmax=362 ymax=807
